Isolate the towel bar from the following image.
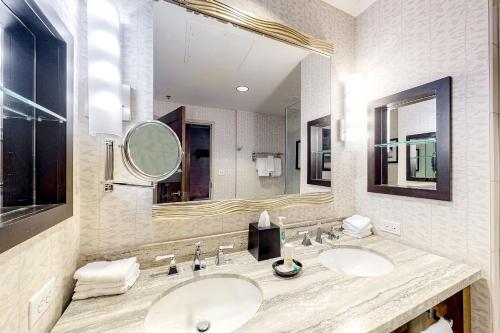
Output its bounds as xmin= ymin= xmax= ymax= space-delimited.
xmin=252 ymin=151 xmax=283 ymax=161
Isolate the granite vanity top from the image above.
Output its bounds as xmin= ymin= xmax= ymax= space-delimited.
xmin=52 ymin=236 xmax=481 ymax=333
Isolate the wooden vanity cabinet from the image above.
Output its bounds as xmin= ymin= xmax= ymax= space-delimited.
xmin=393 ymin=287 xmax=471 ymax=333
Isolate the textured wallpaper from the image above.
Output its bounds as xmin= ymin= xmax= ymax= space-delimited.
xmin=353 ymin=0 xmax=493 ymax=331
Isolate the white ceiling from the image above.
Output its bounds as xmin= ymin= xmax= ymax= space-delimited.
xmin=321 ymin=0 xmax=377 ymax=17
xmin=153 ymin=1 xmax=315 ymax=115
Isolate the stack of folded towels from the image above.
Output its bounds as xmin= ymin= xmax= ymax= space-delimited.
xmin=342 ymin=215 xmax=373 ymax=238
xmin=72 ymin=257 xmax=140 ymax=300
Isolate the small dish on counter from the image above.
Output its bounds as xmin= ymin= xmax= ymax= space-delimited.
xmin=272 ymin=259 xmax=303 ymax=278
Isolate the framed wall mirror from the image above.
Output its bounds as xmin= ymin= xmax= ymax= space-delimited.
xmin=367 ymin=77 xmax=451 ymax=201
xmin=151 ymin=1 xmax=332 ymax=205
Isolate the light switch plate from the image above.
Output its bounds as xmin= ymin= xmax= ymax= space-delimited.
xmin=29 ymin=277 xmax=55 ymax=329
xmin=380 ymin=219 xmax=401 ymax=236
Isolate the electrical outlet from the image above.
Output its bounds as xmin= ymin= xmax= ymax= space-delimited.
xmin=29 ymin=277 xmax=55 ymax=329
xmin=217 ymin=169 xmax=225 ymax=176
xmin=381 ymin=219 xmax=401 ymax=236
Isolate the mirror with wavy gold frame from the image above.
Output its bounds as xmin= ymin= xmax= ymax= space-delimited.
xmin=148 ymin=0 xmax=333 ymax=206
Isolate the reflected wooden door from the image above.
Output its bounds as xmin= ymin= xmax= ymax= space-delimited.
xmin=156 ymin=106 xmax=187 ymax=203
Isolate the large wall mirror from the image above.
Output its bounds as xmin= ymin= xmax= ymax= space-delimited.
xmin=367 ymin=77 xmax=451 ymax=201
xmin=151 ymin=1 xmax=332 ymax=204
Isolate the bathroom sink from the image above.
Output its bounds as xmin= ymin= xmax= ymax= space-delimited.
xmin=319 ymin=247 xmax=394 ymax=277
xmin=144 ymin=275 xmax=262 ymax=333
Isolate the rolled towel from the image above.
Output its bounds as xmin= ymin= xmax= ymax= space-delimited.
xmin=72 ymin=268 xmax=140 ymax=300
xmin=74 ymin=257 xmax=137 ymax=284
xmin=75 ymin=264 xmax=140 ymax=291
xmin=421 ymin=318 xmax=453 ymax=333
xmin=343 ymin=215 xmax=371 ymax=231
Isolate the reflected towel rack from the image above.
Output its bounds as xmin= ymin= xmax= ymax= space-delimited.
xmin=252 ymin=151 xmax=283 ymax=162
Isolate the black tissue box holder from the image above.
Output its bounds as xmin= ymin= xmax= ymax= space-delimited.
xmin=248 ymin=222 xmax=281 ymax=261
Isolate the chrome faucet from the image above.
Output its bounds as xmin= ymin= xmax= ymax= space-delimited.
xmin=215 ymin=244 xmax=234 ymax=266
xmin=192 ymin=242 xmax=206 ymax=271
xmin=154 ymin=254 xmax=178 ymax=275
xmin=298 ymin=230 xmax=313 ymax=246
xmin=316 ymin=223 xmax=340 ymax=244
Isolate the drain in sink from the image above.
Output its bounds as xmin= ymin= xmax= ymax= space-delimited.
xmin=196 ymin=320 xmax=211 ymax=332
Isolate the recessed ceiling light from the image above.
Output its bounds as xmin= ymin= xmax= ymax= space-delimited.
xmin=236 ymin=86 xmax=249 ymax=92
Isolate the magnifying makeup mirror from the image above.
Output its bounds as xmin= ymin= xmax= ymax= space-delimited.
xmin=122 ymin=120 xmax=183 ymax=182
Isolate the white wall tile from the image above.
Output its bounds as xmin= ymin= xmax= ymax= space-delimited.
xmin=355 ymin=0 xmax=493 ymax=330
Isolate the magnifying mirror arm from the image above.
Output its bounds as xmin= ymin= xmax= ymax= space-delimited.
xmin=103 ymin=138 xmax=156 ymax=193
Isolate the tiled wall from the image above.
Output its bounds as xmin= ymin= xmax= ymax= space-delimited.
xmin=490 ymin=2 xmax=500 ymax=331
xmin=236 ymin=110 xmax=286 ymax=198
xmin=300 ymin=53 xmax=333 ymax=194
xmin=0 ymin=0 xmax=83 ymax=332
xmin=79 ymin=0 xmax=154 ymax=256
xmin=353 ymin=0 xmax=493 ymax=331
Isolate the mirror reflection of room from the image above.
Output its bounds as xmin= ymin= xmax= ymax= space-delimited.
xmin=153 ymin=1 xmax=331 ymax=204
xmin=385 ymin=97 xmax=437 ymax=190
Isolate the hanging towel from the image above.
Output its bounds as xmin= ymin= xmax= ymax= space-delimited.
xmin=73 ymin=257 xmax=137 ymax=284
xmin=266 ymin=155 xmax=275 ymax=172
xmin=271 ymin=157 xmax=282 ymax=177
xmin=256 ymin=157 xmax=269 ymax=176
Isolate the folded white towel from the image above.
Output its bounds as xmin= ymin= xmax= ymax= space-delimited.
xmin=74 ymin=257 xmax=137 ymax=284
xmin=271 ymin=157 xmax=282 ymax=177
xmin=72 ymin=268 xmax=140 ymax=300
xmin=343 ymin=215 xmax=371 ymax=231
xmin=256 ymin=157 xmax=269 ymax=176
xmin=266 ymin=155 xmax=275 ymax=172
xmin=343 ymin=228 xmax=372 ymax=239
xmin=75 ymin=264 xmax=140 ymax=291
xmin=342 ymin=223 xmax=372 ymax=234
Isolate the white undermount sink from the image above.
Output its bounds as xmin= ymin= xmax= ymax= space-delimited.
xmin=144 ymin=275 xmax=262 ymax=333
xmin=319 ymin=247 xmax=394 ymax=277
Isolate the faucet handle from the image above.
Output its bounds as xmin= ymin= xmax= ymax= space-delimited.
xmin=315 ymin=222 xmax=323 ymax=243
xmin=155 ymin=254 xmax=178 ymax=275
xmin=155 ymin=254 xmax=175 ymax=262
xmin=216 ymin=244 xmax=234 ymax=266
xmin=298 ymin=230 xmax=312 ymax=246
xmin=329 ymin=227 xmax=340 ymax=240
xmin=219 ymin=244 xmax=234 ymax=251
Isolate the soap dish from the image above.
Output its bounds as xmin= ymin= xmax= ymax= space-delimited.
xmin=272 ymin=259 xmax=303 ymax=278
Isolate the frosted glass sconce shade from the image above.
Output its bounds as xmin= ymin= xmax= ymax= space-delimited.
xmin=88 ymin=0 xmax=122 ymax=136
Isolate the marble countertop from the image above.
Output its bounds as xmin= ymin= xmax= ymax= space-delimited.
xmin=52 ymin=236 xmax=481 ymax=333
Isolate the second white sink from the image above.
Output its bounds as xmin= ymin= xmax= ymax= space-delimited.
xmin=144 ymin=275 xmax=262 ymax=333
xmin=319 ymin=247 xmax=394 ymax=277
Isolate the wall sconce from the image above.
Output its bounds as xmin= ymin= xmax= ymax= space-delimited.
xmin=88 ymin=0 xmax=122 ymax=136
xmin=338 ymin=119 xmax=346 ymax=142
xmin=344 ymin=73 xmax=366 ymax=145
xmin=121 ymin=84 xmax=131 ymax=121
